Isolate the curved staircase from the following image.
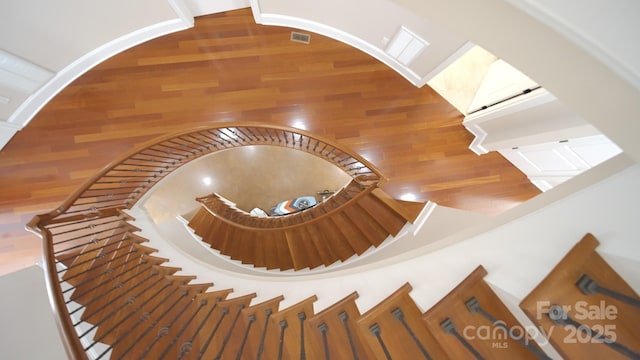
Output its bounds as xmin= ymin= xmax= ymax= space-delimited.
xmin=27 ymin=125 xmax=640 ymax=359
xmin=187 ymin=181 xmax=419 ymax=271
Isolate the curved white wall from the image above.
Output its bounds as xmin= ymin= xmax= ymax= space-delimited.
xmin=508 ymin=0 xmax=640 ymax=92
xmin=251 ymin=0 xmax=471 ymax=87
xmin=0 ymin=0 xmax=178 ymax=72
xmin=184 ymin=0 xmax=250 ymax=16
xmin=0 ymin=0 xmax=189 ymax=149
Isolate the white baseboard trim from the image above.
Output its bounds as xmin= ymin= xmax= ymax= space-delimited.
xmin=0 ymin=121 xmax=22 ymax=150
xmin=7 ymin=18 xmax=191 ymax=131
xmin=253 ymin=11 xmax=426 ymax=87
xmin=464 ymin=122 xmax=490 ymax=155
xmin=411 ymin=201 xmax=438 ymax=236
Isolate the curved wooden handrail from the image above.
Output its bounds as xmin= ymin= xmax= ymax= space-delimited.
xmin=34 ymin=123 xmax=386 ymax=224
xmin=25 ymin=124 xmax=388 ymax=358
xmin=188 ymin=182 xmax=414 ymax=270
xmin=195 ymin=181 xmax=375 ymax=232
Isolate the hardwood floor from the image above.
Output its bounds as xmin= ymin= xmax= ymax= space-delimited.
xmin=0 ymin=8 xmax=539 ymax=275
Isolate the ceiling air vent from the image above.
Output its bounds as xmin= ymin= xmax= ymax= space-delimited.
xmin=290 ymin=31 xmax=311 ymax=44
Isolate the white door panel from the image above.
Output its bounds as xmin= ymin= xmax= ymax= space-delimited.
xmin=499 ymin=135 xmax=622 ymax=191
xmin=517 ymin=148 xmax=582 ymax=173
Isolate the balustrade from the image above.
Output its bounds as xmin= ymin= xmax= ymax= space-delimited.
xmin=357 ymin=283 xmax=447 ymax=359
xmin=520 ymin=233 xmax=640 ymax=359
xmin=30 ymin=123 xmax=638 ymax=360
xmin=423 ymin=265 xmax=548 ymax=359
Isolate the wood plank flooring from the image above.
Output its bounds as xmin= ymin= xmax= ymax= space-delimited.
xmin=0 ymin=8 xmax=539 ymax=275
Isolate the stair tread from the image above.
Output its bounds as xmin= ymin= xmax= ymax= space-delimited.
xmin=358 ymin=191 xmax=408 ymax=236
xmin=357 ymin=283 xmax=448 ymax=359
xmin=343 ymin=202 xmax=390 ymax=247
xmin=330 ymin=211 xmax=372 ymax=255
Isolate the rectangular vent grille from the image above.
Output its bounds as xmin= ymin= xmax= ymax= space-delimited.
xmin=290 ymin=31 xmax=311 ymax=44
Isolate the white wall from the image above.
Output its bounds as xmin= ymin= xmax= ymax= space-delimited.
xmin=184 ymin=0 xmax=250 ymax=16
xmin=508 ymin=0 xmax=640 ymax=91
xmin=0 ymin=0 xmax=186 ymax=149
xmin=0 ymin=0 xmax=177 ymax=72
xmin=427 ymin=46 xmax=498 ymax=114
xmin=0 ymin=50 xmax=54 ymax=120
xmin=463 ymin=89 xmax=602 ymax=154
xmin=0 ymin=266 xmax=67 ymax=360
xmin=389 ymin=0 xmax=640 ymax=165
xmin=252 ymin=0 xmax=470 ymax=86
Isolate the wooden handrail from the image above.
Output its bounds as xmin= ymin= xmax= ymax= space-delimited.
xmin=24 ymin=124 xmax=387 ymax=359
xmin=187 ymin=181 xmax=416 ymax=270
xmin=195 ymin=184 xmax=378 ymax=232
xmin=30 ymin=123 xmax=386 ymax=226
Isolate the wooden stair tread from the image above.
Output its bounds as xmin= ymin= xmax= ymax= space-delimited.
xmin=315 ymin=217 xmax=357 ymax=262
xmin=232 ymin=295 xmax=285 ymax=359
xmin=357 ymin=283 xmax=448 ymax=359
xmin=423 ymin=266 xmax=544 ymax=359
xmin=197 ymin=293 xmax=257 ymax=359
xmin=307 ymin=292 xmax=377 ymax=359
xmin=186 ymin=185 xmax=414 ymax=272
xmin=358 ymin=192 xmax=408 ymax=236
xmin=269 ymin=295 xmax=318 ymax=360
xmin=343 ymin=202 xmax=390 ymax=247
xmin=520 ymin=234 xmax=640 ymax=359
xmin=330 ymin=211 xmax=372 ymax=255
